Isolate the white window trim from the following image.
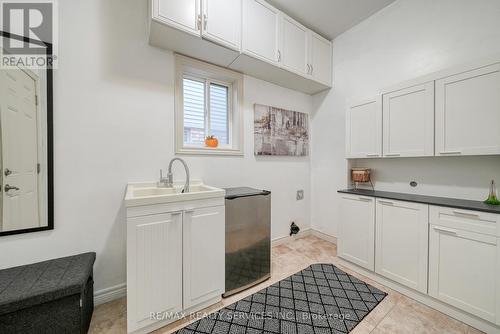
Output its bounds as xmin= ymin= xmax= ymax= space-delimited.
xmin=175 ymin=54 xmax=244 ymax=156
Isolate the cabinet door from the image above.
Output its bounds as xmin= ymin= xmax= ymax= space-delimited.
xmin=281 ymin=15 xmax=308 ymax=76
xmin=309 ymin=32 xmax=332 ymax=86
xmin=127 ymin=212 xmax=182 ymax=332
xmin=154 ymin=0 xmax=201 ymax=36
xmin=382 ymin=82 xmax=434 ymax=157
xmin=183 ymin=206 xmax=225 ymax=309
xmin=429 ymin=225 xmax=500 ymax=323
xmin=435 ymin=63 xmax=500 ymax=156
xmin=338 ymin=195 xmax=375 ymax=271
xmin=346 ymin=98 xmax=382 ymax=158
xmin=202 ymin=0 xmax=241 ymax=51
xmin=375 ymin=199 xmax=428 ymax=293
xmin=242 ymin=0 xmax=280 ymax=65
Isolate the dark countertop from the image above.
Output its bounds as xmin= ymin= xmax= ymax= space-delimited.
xmin=338 ymin=189 xmax=500 ymax=214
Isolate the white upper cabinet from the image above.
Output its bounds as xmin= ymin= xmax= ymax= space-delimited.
xmin=435 ymin=63 xmax=500 ymax=156
xmin=346 ymin=98 xmax=382 ymax=158
xmin=382 ymin=82 xmax=434 ymax=157
xmin=338 ymin=194 xmax=375 ymax=271
xmin=242 ymin=0 xmax=280 ymax=65
xmin=150 ymin=0 xmax=333 ymax=94
xmin=155 ymin=0 xmax=200 ymax=36
xmin=280 ymin=14 xmax=308 ymax=76
xmin=201 ymin=0 xmax=241 ymax=51
xmin=308 ymin=32 xmax=332 ymax=85
xmin=375 ymin=199 xmax=429 ymax=293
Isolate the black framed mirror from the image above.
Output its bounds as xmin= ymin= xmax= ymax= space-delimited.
xmin=0 ymin=31 xmax=53 ymax=236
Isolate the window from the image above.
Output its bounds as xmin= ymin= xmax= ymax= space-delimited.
xmin=176 ymin=55 xmax=243 ymax=155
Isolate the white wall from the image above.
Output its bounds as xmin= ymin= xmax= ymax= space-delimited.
xmin=311 ymin=0 xmax=500 ymax=237
xmin=0 ymin=0 xmax=312 ymax=294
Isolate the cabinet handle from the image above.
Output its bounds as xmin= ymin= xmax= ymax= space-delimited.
xmin=378 ymin=200 xmax=394 ymax=205
xmin=385 ymin=153 xmax=401 ymax=157
xmin=439 ymin=151 xmax=461 ymax=155
xmin=277 ymin=50 xmax=281 ymax=62
xmin=171 ymin=212 xmax=182 ymax=216
xmin=433 ymin=226 xmax=458 ymax=235
xmin=307 ymin=64 xmax=310 ymax=74
xmin=203 ymin=14 xmax=207 ymax=30
xmin=184 ymin=209 xmax=195 ymax=214
xmin=310 ymin=64 xmax=313 ymax=75
xmin=358 ymin=197 xmax=372 ymax=202
xmin=366 ymin=153 xmax=379 ymax=157
xmin=197 ymin=14 xmax=202 ymax=31
xmin=452 ymin=210 xmax=479 ymax=218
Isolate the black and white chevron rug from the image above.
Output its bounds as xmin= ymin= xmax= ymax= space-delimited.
xmin=176 ymin=263 xmax=387 ymax=334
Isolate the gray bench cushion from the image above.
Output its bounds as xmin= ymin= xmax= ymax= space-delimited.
xmin=0 ymin=252 xmax=96 ymax=316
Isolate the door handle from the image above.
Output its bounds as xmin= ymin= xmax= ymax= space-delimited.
xmin=4 ymin=184 xmax=20 ymax=192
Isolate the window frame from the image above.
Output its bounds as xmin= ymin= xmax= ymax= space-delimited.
xmin=175 ymin=55 xmax=244 ymax=156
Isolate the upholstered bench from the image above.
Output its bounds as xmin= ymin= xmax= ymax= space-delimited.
xmin=0 ymin=252 xmax=96 ymax=334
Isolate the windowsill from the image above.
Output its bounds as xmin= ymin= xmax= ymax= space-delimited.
xmin=176 ymin=146 xmax=244 ymax=156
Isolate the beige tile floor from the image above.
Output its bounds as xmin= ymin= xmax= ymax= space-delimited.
xmin=89 ymin=235 xmax=483 ymax=334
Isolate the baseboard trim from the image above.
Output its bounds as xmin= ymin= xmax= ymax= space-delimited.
xmin=94 ymin=283 xmax=127 ymax=306
xmin=310 ymin=229 xmax=337 ymax=244
xmin=271 ymin=228 xmax=312 ymax=246
xmin=336 ymin=258 xmax=500 ymax=334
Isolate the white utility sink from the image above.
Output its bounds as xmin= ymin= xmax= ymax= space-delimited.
xmin=124 ymin=181 xmax=225 ymax=207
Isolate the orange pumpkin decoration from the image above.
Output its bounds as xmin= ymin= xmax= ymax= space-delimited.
xmin=205 ymin=136 xmax=219 ymax=148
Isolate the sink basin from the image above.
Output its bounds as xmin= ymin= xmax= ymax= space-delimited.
xmin=125 ymin=181 xmax=225 ymax=207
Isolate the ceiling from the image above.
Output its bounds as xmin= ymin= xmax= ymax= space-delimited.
xmin=267 ymin=0 xmax=396 ymax=40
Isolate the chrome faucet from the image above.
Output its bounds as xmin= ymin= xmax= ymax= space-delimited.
xmin=159 ymin=158 xmax=190 ymax=193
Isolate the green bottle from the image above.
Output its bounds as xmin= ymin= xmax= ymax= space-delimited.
xmin=484 ymin=180 xmax=500 ymax=205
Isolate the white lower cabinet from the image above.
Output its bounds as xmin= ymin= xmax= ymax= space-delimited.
xmin=338 ymin=194 xmax=375 ymax=271
xmin=127 ymin=212 xmax=183 ymax=333
xmin=183 ymin=206 xmax=225 ymax=309
xmin=339 ymin=194 xmax=500 ymax=327
xmin=428 ymin=206 xmax=500 ymax=325
xmin=126 ymin=199 xmax=225 ymax=333
xmin=375 ymin=199 xmax=428 ymax=293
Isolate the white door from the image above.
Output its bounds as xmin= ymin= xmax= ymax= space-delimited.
xmin=183 ymin=205 xmax=225 ymax=309
xmin=154 ymin=0 xmax=201 ymax=36
xmin=201 ymin=0 xmax=241 ymax=51
xmin=127 ymin=212 xmax=183 ymax=332
xmin=0 ymin=69 xmax=39 ymax=231
xmin=429 ymin=225 xmax=499 ymax=323
xmin=280 ymin=14 xmax=308 ymax=76
xmin=308 ymin=32 xmax=332 ymax=86
xmin=375 ymin=199 xmax=428 ymax=293
xmin=242 ymin=0 xmax=280 ymax=65
xmin=435 ymin=63 xmax=500 ymax=156
xmin=346 ymin=98 xmax=382 ymax=158
xmin=338 ymin=194 xmax=375 ymax=271
xmin=382 ymin=82 xmax=434 ymax=157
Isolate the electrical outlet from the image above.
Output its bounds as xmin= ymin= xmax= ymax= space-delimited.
xmin=296 ymin=190 xmax=304 ymax=200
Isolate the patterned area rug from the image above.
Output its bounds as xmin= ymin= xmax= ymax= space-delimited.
xmin=176 ymin=263 xmax=387 ymax=334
